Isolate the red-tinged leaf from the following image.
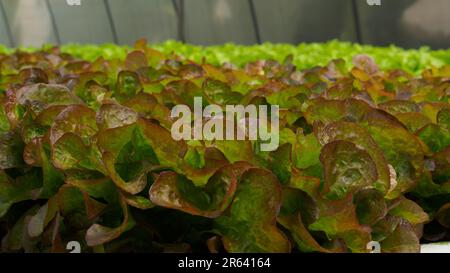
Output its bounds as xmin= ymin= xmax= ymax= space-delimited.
xmin=30 ymin=137 xmax=65 ymax=198
xmin=85 ymin=193 xmax=131 ymax=247
xmin=288 ymin=167 xmax=322 ymax=199
xmin=203 ymin=78 xmax=242 ymax=105
xmin=163 ymin=79 xmax=205 ymax=108
xmin=179 ymin=145 xmax=229 ymax=186
xmin=97 ymin=122 xmax=162 ymax=194
xmin=305 ymin=98 xmax=370 ymax=125
xmin=122 ymin=191 xmax=154 ymax=210
xmin=320 ymin=140 xmax=378 ymax=200
xmin=214 ymin=168 xmax=291 ymax=253
xmin=278 ymin=187 xmax=327 ymax=253
xmin=179 ymin=64 xmax=204 ymax=80
xmin=149 ymin=171 xmax=215 ymax=217
xmin=138 ymin=117 xmax=187 ymax=169
xmin=14 ymin=83 xmax=83 ymax=115
xmin=364 ymin=112 xmax=425 ymax=198
xmin=150 ymin=162 xmax=251 ymax=217
xmin=309 ymin=201 xmax=372 ymax=253
xmin=125 ymin=50 xmax=148 ymax=72
xmin=122 ymin=92 xmax=157 ymax=112
xmin=50 ymin=104 xmax=98 ymax=145
xmin=278 ymin=213 xmax=331 ymax=253
xmin=352 ymin=55 xmax=379 ymax=75
xmin=378 ymin=100 xmax=419 ymax=115
xmin=372 ymin=215 xmax=402 ymax=242
xmin=96 ymin=103 xmax=138 ymax=130
xmin=388 ymin=197 xmax=429 ymax=225
xmin=19 ymin=67 xmax=49 ymax=84
xmin=395 ymin=112 xmax=432 ymax=133
xmin=34 ymin=105 xmax=68 ymax=127
xmin=97 ymin=123 xmax=136 ymax=156
xmin=102 ymin=151 xmax=148 ymax=195
xmin=52 ymin=133 xmax=89 ymax=169
xmin=317 ymin=121 xmax=391 ymax=195
xmin=380 ymin=221 xmax=420 ymax=253
xmin=354 ymin=189 xmax=387 ymax=226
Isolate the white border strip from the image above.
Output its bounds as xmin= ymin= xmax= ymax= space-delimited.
xmin=421 ymin=242 xmax=450 ymax=253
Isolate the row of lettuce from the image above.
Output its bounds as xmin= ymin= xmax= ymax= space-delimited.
xmin=1 ymin=40 xmax=450 ymax=74
xmin=0 ymin=40 xmax=449 ymax=252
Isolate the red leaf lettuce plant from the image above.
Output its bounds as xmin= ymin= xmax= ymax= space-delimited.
xmin=0 ymin=41 xmax=449 ymax=253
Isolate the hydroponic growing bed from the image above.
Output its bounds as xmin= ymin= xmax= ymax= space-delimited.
xmin=0 ymin=40 xmax=449 ymax=253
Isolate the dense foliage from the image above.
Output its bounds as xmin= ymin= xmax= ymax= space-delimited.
xmin=0 ymin=40 xmax=449 ymax=253
xmin=2 ymin=40 xmax=450 ymax=74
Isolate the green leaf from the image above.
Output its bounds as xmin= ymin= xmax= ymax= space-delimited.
xmin=388 ymin=197 xmax=429 ymax=225
xmin=354 ymin=189 xmax=387 ymax=226
xmin=149 ymin=162 xmax=251 ymax=218
xmin=86 ymin=193 xmax=131 ymax=247
xmin=278 ymin=188 xmax=327 ymax=253
xmin=214 ymin=168 xmax=290 ymax=253
xmin=293 ymin=132 xmax=321 ymax=169
xmin=269 ymin=143 xmax=292 ymax=184
xmin=116 ymin=71 xmax=142 ymax=101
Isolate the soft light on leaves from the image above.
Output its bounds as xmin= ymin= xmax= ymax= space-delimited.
xmin=50 ymin=104 xmax=98 ymax=145
xmin=366 ymin=122 xmax=425 ymax=198
xmin=320 ymin=141 xmax=378 ymax=200
xmin=317 ymin=121 xmax=391 ymax=195
xmin=388 ymin=197 xmax=429 ymax=225
xmin=96 ymin=103 xmax=138 ymax=130
xmin=14 ymin=83 xmax=83 ymax=115
xmin=214 ymin=168 xmax=290 ymax=253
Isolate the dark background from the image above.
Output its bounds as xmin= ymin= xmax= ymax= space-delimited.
xmin=0 ymin=0 xmax=449 ymax=49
